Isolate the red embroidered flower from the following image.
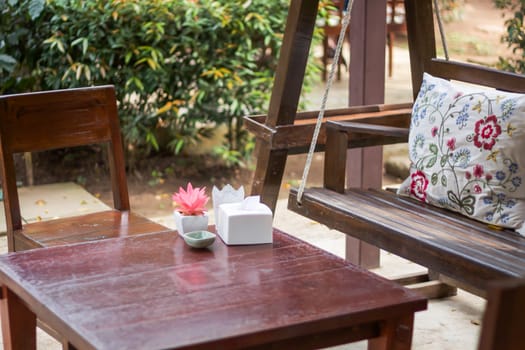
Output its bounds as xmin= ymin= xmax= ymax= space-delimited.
xmin=431 ymin=126 xmax=438 ymax=137
xmin=447 ymin=137 xmax=456 ymax=150
xmin=485 ymin=173 xmax=493 ymax=181
xmin=473 ymin=184 xmax=482 ymax=194
xmin=453 ymin=91 xmax=463 ymax=99
xmin=465 ymin=171 xmax=472 ymax=180
xmin=473 ymin=115 xmax=501 ymax=151
xmin=410 ymin=170 xmax=429 ymax=202
xmin=473 ymin=164 xmax=484 ymax=178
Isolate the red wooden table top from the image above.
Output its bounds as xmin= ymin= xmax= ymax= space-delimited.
xmin=0 ymin=229 xmax=426 ymax=350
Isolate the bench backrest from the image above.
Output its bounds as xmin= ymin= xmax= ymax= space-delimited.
xmin=405 ymin=0 xmax=525 ymax=95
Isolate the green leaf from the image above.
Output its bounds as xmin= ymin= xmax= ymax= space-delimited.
xmin=146 ymin=132 xmax=159 ymax=151
xmin=28 ymin=0 xmax=45 ymax=20
xmin=426 ymin=155 xmax=437 ymax=168
xmin=431 ymin=173 xmax=438 ymax=185
xmin=447 ymin=191 xmax=461 ymax=206
xmin=440 ymin=155 xmax=449 ymax=167
xmin=441 ymin=175 xmax=447 ymax=186
xmin=429 ymin=143 xmax=438 ymax=155
xmin=0 ymin=54 xmax=17 ymax=72
xmin=174 ymin=139 xmax=184 ymax=154
xmin=460 ymin=196 xmax=476 ymax=215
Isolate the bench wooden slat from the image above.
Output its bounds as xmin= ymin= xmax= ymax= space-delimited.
xmin=369 ymin=189 xmax=525 ymax=247
xmin=345 ymin=190 xmax=524 ymax=269
xmin=289 ymin=187 xmax=525 ymax=295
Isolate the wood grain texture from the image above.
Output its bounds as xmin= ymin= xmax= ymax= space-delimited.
xmin=250 ymin=0 xmax=320 ymax=212
xmin=0 ymin=286 xmax=36 ymax=350
xmin=288 ymin=188 xmax=525 ymax=296
xmin=0 ymin=86 xmax=166 ymax=252
xmin=478 ymin=278 xmax=525 ymax=350
xmin=0 ymin=229 xmax=426 ymax=350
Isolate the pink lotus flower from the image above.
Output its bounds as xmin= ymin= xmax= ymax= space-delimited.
xmin=172 ymin=183 xmax=209 ymax=216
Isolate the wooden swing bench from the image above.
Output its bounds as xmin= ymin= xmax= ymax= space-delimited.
xmin=288 ymin=59 xmax=525 ymax=298
xmin=245 ymin=0 xmax=525 ymax=299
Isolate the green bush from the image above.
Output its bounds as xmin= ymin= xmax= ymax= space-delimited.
xmin=1 ymin=0 xmax=327 ymax=165
xmin=494 ymin=0 xmax=525 ymax=74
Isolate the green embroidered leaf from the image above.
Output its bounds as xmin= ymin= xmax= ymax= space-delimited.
xmin=460 ymin=196 xmax=475 ymax=215
xmin=429 ymin=143 xmax=438 ymax=155
xmin=426 ymin=155 xmax=437 ymax=168
xmin=431 ymin=173 xmax=438 ymax=185
xmin=440 ymin=155 xmax=449 ymax=167
xmin=441 ymin=175 xmax=447 ymax=186
xmin=447 ymin=191 xmax=461 ymax=206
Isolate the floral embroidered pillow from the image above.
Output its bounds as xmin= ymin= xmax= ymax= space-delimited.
xmin=397 ymin=73 xmax=525 ymax=233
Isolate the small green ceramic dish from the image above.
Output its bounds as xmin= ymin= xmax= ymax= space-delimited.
xmin=182 ymin=230 xmax=216 ymax=248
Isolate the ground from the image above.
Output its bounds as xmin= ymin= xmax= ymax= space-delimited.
xmin=23 ymin=0 xmax=513 ymax=219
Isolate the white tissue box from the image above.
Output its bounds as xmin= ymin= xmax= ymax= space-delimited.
xmin=217 ymin=201 xmax=273 ymax=245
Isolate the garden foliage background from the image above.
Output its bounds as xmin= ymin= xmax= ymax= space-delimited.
xmin=0 ymin=0 xmax=331 ymax=166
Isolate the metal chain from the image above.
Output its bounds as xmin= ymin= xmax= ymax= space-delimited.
xmin=296 ymin=0 xmax=354 ymax=205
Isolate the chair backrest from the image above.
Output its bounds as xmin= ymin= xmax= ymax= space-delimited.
xmin=0 ymin=85 xmax=130 ymax=236
xmin=404 ymin=0 xmax=525 ymax=96
xmin=478 ymin=278 xmax=525 ymax=350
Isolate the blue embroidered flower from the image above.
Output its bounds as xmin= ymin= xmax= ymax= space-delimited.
xmin=495 ymin=171 xmax=506 ymax=181
xmin=500 ymin=213 xmax=510 ymax=224
xmin=437 ymin=92 xmax=447 ymax=108
xmin=437 ymin=198 xmax=449 ymax=206
xmin=500 ymin=98 xmax=516 ymax=121
xmin=456 ymin=103 xmax=470 ymax=129
xmin=508 ymin=162 xmax=518 ymax=174
xmin=511 ymin=176 xmax=522 ymax=188
xmin=506 ymin=199 xmax=516 ymax=208
xmin=485 ymin=212 xmax=494 ymax=221
xmin=497 ymin=193 xmax=506 ymax=201
xmin=412 ymin=107 xmax=428 ymax=126
xmin=483 ymin=197 xmax=493 ymax=205
xmin=453 ymin=148 xmax=471 ymax=168
xmin=410 ymin=134 xmax=426 ymax=159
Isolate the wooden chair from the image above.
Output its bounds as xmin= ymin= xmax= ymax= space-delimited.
xmin=0 ymin=85 xmax=170 ymax=252
xmin=478 ymin=278 xmax=525 ymax=350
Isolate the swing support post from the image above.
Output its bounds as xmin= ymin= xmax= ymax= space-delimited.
xmin=250 ymin=0 xmax=320 ymax=211
xmin=248 ymin=0 xmax=391 ymax=269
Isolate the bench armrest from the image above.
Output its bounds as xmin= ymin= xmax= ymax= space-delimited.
xmin=324 ymin=121 xmax=410 ymax=193
xmin=327 ymin=120 xmax=410 ymax=139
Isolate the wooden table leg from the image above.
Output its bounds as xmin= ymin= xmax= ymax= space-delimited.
xmin=1 ymin=286 xmax=36 ymax=350
xmin=368 ymin=314 xmax=414 ymax=350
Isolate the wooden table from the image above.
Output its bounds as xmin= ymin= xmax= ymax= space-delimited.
xmin=0 ymin=229 xmax=426 ymax=350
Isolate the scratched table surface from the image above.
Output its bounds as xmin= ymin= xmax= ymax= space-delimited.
xmin=0 ymin=229 xmax=426 ymax=350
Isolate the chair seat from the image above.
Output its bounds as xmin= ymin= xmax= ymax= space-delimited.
xmin=14 ymin=210 xmax=170 ymax=250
